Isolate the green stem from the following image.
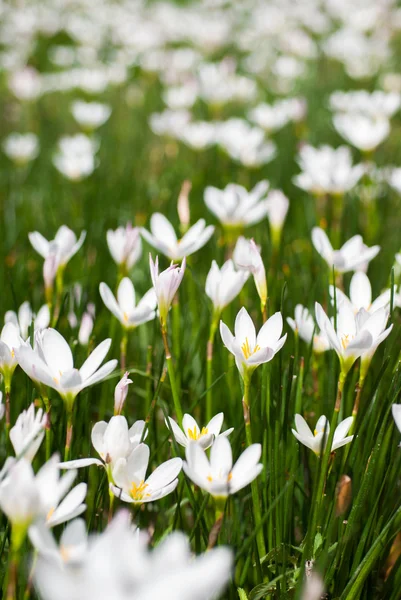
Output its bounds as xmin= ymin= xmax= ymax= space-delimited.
xmin=162 ymin=328 xmax=183 ymax=423
xmin=206 ymin=313 xmax=219 ymax=423
xmin=243 ymin=375 xmax=267 ymax=562
xmin=120 ymin=330 xmax=128 ymax=372
xmin=64 ymin=408 xmax=74 ymax=462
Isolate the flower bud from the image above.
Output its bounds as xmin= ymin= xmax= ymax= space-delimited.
xmin=114 ymin=372 xmax=133 ymax=415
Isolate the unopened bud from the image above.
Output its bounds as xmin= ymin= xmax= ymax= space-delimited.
xmin=178 ymin=180 xmax=191 ymax=231
xmin=114 ymin=372 xmax=133 ymax=415
xmin=335 ymin=475 xmax=352 ymax=516
xmin=78 ymin=312 xmax=94 ymax=346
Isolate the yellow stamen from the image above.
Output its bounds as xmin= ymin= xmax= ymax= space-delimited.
xmin=11 ymin=349 xmax=15 ymax=358
xmin=60 ymin=545 xmax=70 ymax=562
xmin=207 ymin=475 xmax=213 ymax=482
xmin=123 ymin=311 xmax=129 ymax=323
xmin=241 ymin=337 xmax=260 ymax=360
xmin=46 ymin=507 xmax=55 ymax=521
xmin=187 ymin=426 xmax=208 ymax=441
xmin=341 ymin=334 xmax=350 ymax=350
xmin=130 ymin=480 xmax=151 ymax=501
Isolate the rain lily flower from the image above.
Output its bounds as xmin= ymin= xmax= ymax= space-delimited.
xmin=78 ymin=311 xmax=94 ymax=346
xmin=59 ymin=416 xmax=147 ymax=483
xmin=5 ymin=301 xmax=50 ymax=341
xmin=149 ymin=254 xmax=186 ymax=331
xmin=141 ymin=213 xmax=214 ymax=260
xmin=266 ymin=190 xmax=290 ymax=246
xmin=183 ymin=436 xmax=262 ymax=498
xmin=293 ymin=145 xmax=365 ymax=195
xmin=233 ymin=237 xmax=267 ymax=309
xmin=2 ymin=133 xmax=39 ymax=165
xmin=35 ymin=512 xmax=233 ymax=600
xmin=248 ymin=101 xmax=291 ymax=133
xmin=29 ymin=225 xmax=86 ymax=270
xmin=315 ymin=302 xmax=392 ymax=376
xmin=333 ymin=114 xmax=390 ymax=152
xmin=0 ymin=454 xmax=86 ymax=533
xmin=99 ymin=278 xmax=157 ymax=330
xmin=205 ymin=260 xmax=248 ymax=315
xmin=110 ymin=443 xmax=182 ymax=504
xmin=166 ymin=413 xmax=233 ymax=450
xmin=329 ymin=90 xmax=401 ymax=119
xmin=10 ymin=404 xmax=47 ymax=462
xmin=0 ymin=322 xmax=24 ymax=384
xmin=15 ymin=328 xmax=117 ymax=411
xmin=114 ymin=372 xmax=133 ymax=415
xmin=204 ymin=181 xmax=270 ymax=228
xmin=220 ymin=307 xmax=287 ymax=380
xmin=312 ymin=227 xmax=380 ymax=274
xmin=292 ymin=414 xmax=354 ymax=455
xmin=30 ymin=518 xmax=88 ymax=567
xmin=330 ymin=271 xmax=391 ymax=315
xmin=53 ymin=134 xmax=98 ymax=181
xmin=71 ymin=101 xmax=111 ymax=130
xmin=106 ymin=224 xmax=142 ymax=272
xmin=287 ymin=305 xmax=330 ymax=353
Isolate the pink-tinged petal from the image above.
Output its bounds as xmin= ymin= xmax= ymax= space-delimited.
xmin=79 ymin=339 xmax=112 ymax=381
xmin=345 ymin=330 xmax=373 ymax=356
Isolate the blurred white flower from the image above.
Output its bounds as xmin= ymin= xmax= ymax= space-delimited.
xmin=179 ymin=121 xmax=216 ymax=150
xmin=266 ymin=190 xmax=289 ymax=243
xmin=0 ymin=322 xmax=24 ymax=386
xmin=5 ymin=301 xmax=50 ymax=341
xmin=330 ymin=271 xmax=391 ymax=315
xmin=294 ymin=145 xmax=365 ymax=195
xmin=287 ymin=305 xmax=330 ymax=353
xmin=149 ymin=109 xmax=191 ymax=137
xmin=2 ymin=133 xmax=39 ymax=165
xmin=29 ymin=225 xmax=86 ymax=270
xmin=216 ymin=119 xmax=276 ymax=167
xmin=204 ymin=181 xmax=270 ymax=228
xmin=78 ymin=312 xmax=94 ymax=346
xmin=205 ymin=259 xmax=248 ymax=314
xmin=183 ymin=435 xmax=262 ymax=497
xmin=10 ymin=404 xmax=46 ymax=462
xmin=142 ymin=213 xmax=214 ymax=260
xmin=16 ymin=329 xmax=117 ymax=410
xmin=292 ymin=414 xmax=354 ymax=455
xmin=107 ymin=224 xmax=142 ymax=271
xmin=9 ymin=67 xmax=42 ymax=101
xmin=333 ymin=114 xmax=390 ymax=152
xmin=330 ymin=90 xmax=401 ymax=119
xmin=312 ymin=227 xmax=380 ymax=273
xmin=100 ymin=278 xmax=157 ymax=329
xmin=149 ymin=255 xmax=186 ymax=330
xmin=233 ymin=237 xmax=267 ymax=308
xmin=53 ymin=134 xmax=97 ymax=181
xmin=220 ymin=307 xmax=286 ymax=379
xmin=110 ymin=444 xmax=182 ymax=504
xmin=248 ymin=101 xmax=290 ymax=133
xmin=166 ymin=413 xmax=233 ymax=450
xmin=30 ymin=518 xmax=88 ymax=567
xmin=71 ymin=101 xmax=111 ymax=130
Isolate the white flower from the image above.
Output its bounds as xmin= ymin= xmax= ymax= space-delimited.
xmin=220 ymin=307 xmax=286 ymax=379
xmin=149 ymin=109 xmax=191 ymax=137
xmin=2 ymin=133 xmax=39 ymax=165
xmin=329 ymin=90 xmax=401 ymax=119
xmin=60 ymin=416 xmax=147 ymax=479
xmin=10 ymin=404 xmax=47 ymax=462
xmin=204 ymin=181 xmax=270 ymax=228
xmin=53 ymin=134 xmax=97 ymax=181
xmin=149 ymin=255 xmax=186 ymax=330
xmin=312 ymin=227 xmax=380 ymax=273
xmin=216 ymin=119 xmax=276 ymax=167
xmin=248 ymin=102 xmax=291 ymax=133
xmin=9 ymin=67 xmax=42 ymax=101
xmin=266 ymin=190 xmax=290 ymax=239
xmin=30 ymin=518 xmax=88 ymax=567
xmin=183 ymin=436 xmax=262 ymax=498
xmin=78 ymin=312 xmax=94 ymax=346
xmin=205 ymin=260 xmax=248 ymax=314
xmin=179 ymin=121 xmax=216 ymax=150
xmin=333 ymin=114 xmax=390 ymax=152
xmin=110 ymin=444 xmax=182 ymax=504
xmin=315 ymin=302 xmax=392 ymax=375
xmin=292 ymin=414 xmax=354 ymax=455
xmin=114 ymin=372 xmax=133 ymax=415
xmin=100 ymin=278 xmax=157 ymax=330
xmin=233 ymin=237 xmax=267 ymax=307
xmin=15 ymin=329 xmax=117 ymax=410
xmin=5 ymin=301 xmax=50 ymax=341
xmin=35 ymin=511 xmax=233 ymax=600
xmin=106 ymin=224 xmax=142 ymax=270
xmin=29 ymin=225 xmax=86 ymax=269
xmin=0 ymin=455 xmax=86 ymax=530
xmin=71 ymin=101 xmax=111 ymax=130
xmin=0 ymin=322 xmax=24 ymax=384
xmin=330 ymin=271 xmax=391 ymax=315
xmin=287 ymin=305 xmax=330 ymax=353
xmin=166 ymin=413 xmax=233 ymax=450
xmin=293 ymin=145 xmax=365 ymax=195
xmin=141 ymin=213 xmax=214 ymax=260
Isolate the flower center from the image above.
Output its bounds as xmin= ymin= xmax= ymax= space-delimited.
xmin=130 ymin=480 xmax=150 ymax=501
xmin=241 ymin=337 xmax=260 ymax=360
xmin=187 ymin=426 xmax=208 ymax=441
xmin=46 ymin=507 xmax=55 ymax=521
xmin=341 ymin=334 xmax=350 ymax=350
